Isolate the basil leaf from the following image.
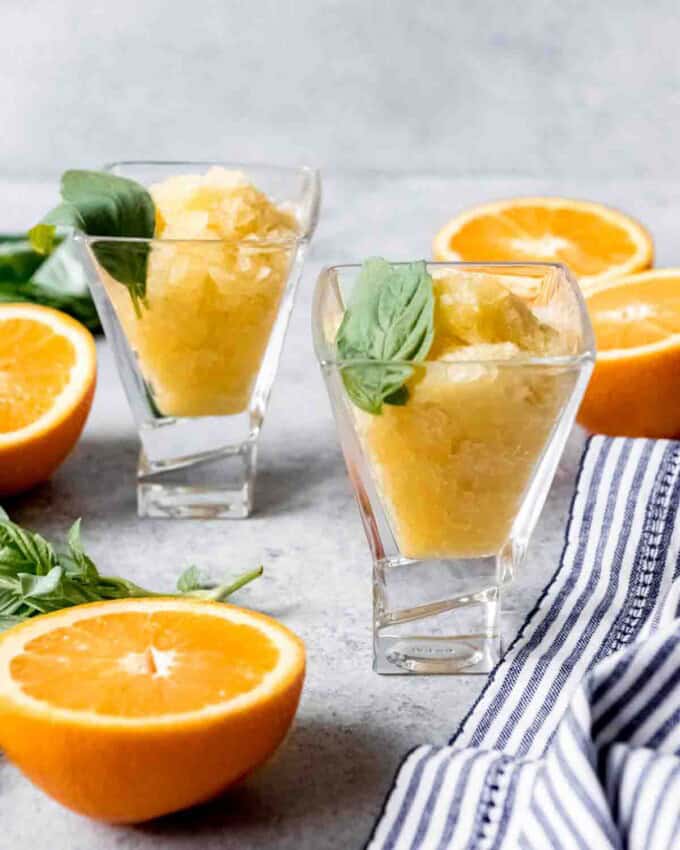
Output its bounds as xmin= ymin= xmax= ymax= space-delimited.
xmin=0 ymin=236 xmax=45 ymax=283
xmin=65 ymin=519 xmax=100 ymax=583
xmin=176 ymin=565 xmax=205 ymax=593
xmin=0 ymin=594 xmax=25 ymax=617
xmin=62 ymin=170 xmax=154 ymax=237
xmin=28 ymin=238 xmax=101 ymax=331
xmin=19 ymin=566 xmax=64 ymax=598
xmin=28 ymin=223 xmax=63 ymax=255
xmin=0 ymin=278 xmax=101 ymax=332
xmin=336 ymin=258 xmax=434 ymax=414
xmin=30 ymin=533 xmax=60 ymax=576
xmin=383 ymin=385 xmax=410 ymax=406
xmin=0 ymin=584 xmax=22 ymax=614
xmin=88 ymin=239 xmax=150 ymax=316
xmin=0 ymin=235 xmax=101 ymax=332
xmin=0 ymin=541 xmax=35 ymax=574
xmin=0 ymin=509 xmax=264 ymax=629
xmin=339 ymin=362 xmax=414 ymax=415
xmin=0 ymin=516 xmax=58 ymax=576
xmin=29 ymin=170 xmax=155 ymax=315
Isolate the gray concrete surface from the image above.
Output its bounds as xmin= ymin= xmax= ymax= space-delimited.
xmin=2 ymin=1 xmax=680 ymax=179
xmin=0 ymin=170 xmax=677 ymax=848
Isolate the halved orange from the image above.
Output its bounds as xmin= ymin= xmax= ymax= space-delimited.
xmin=0 ymin=598 xmax=306 ymax=823
xmin=433 ymin=197 xmax=653 ymax=291
xmin=0 ymin=303 xmax=96 ymax=495
xmin=578 ymin=269 xmax=680 ymax=437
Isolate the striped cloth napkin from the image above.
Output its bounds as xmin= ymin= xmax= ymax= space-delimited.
xmin=366 ymin=436 xmax=680 ymax=850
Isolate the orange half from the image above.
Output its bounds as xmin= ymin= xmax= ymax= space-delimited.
xmin=0 ymin=598 xmax=306 ymax=822
xmin=0 ymin=303 xmax=96 ymax=494
xmin=578 ymin=269 xmax=680 ymax=438
xmin=433 ymin=197 xmax=653 ymax=291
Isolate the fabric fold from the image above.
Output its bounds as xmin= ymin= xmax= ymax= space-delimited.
xmin=366 ymin=436 xmax=680 ymax=850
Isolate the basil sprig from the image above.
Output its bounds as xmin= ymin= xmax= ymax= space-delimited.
xmin=0 ymin=234 xmax=101 ymax=331
xmin=335 ymin=258 xmax=434 ymax=414
xmin=0 ymin=508 xmax=262 ymax=629
xmin=0 ymin=235 xmax=46 ymax=282
xmin=29 ymin=170 xmax=155 ymax=315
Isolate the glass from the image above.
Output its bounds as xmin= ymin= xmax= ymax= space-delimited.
xmin=79 ymin=161 xmax=320 ymax=518
xmin=313 ymin=262 xmax=595 ymax=674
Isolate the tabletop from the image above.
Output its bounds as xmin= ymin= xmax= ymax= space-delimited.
xmin=1 ymin=171 xmax=676 ymax=849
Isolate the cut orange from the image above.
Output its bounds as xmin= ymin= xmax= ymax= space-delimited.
xmin=0 ymin=303 xmax=96 ymax=495
xmin=577 ymin=269 xmax=680 ymax=438
xmin=0 ymin=598 xmax=306 ymax=823
xmin=433 ymin=197 xmax=653 ymax=291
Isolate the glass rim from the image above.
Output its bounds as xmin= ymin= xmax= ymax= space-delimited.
xmin=322 ymin=259 xmax=573 ymax=274
xmin=321 ymin=352 xmax=594 ymax=369
xmin=313 ymin=260 xmax=596 ymax=367
xmin=73 ymin=160 xmax=321 ymax=244
xmin=104 ymin=158 xmax=320 ymax=177
xmin=75 ymin=231 xmax=307 ymax=248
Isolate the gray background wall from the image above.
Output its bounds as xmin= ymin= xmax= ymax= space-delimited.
xmin=2 ymin=0 xmax=679 ymax=179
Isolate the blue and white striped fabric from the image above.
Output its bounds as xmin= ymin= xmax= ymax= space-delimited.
xmin=366 ymin=436 xmax=680 ymax=850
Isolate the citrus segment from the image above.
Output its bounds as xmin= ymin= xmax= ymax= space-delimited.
xmin=577 ymin=269 xmax=680 ymax=438
xmin=0 ymin=598 xmax=305 ymax=822
xmin=433 ymin=197 xmax=653 ymax=289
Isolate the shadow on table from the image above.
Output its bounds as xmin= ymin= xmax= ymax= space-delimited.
xmin=253 ymin=444 xmax=350 ymax=518
xmin=3 ymin=431 xmax=351 ymax=527
xmin=135 ymin=716 xmax=399 ymax=846
xmin=3 ymin=432 xmax=138 ymax=526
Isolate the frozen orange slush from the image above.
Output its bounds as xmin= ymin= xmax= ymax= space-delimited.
xmin=105 ymin=167 xmax=298 ymax=417
xmin=355 ymin=273 xmax=574 ymax=559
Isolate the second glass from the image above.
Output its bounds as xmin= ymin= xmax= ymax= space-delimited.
xmin=313 ymin=262 xmax=594 ymax=674
xmin=81 ymin=161 xmax=320 ymax=518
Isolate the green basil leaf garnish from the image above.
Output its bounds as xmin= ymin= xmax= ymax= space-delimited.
xmin=0 ymin=236 xmax=47 ymax=283
xmin=336 ymin=258 xmax=434 ymax=414
xmin=0 ymin=234 xmax=101 ymax=331
xmin=28 ymin=170 xmax=156 ymax=315
xmin=0 ymin=508 xmax=263 ymax=628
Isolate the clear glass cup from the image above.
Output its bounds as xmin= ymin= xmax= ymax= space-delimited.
xmin=79 ymin=161 xmax=320 ymax=518
xmin=313 ymin=262 xmax=595 ymax=674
